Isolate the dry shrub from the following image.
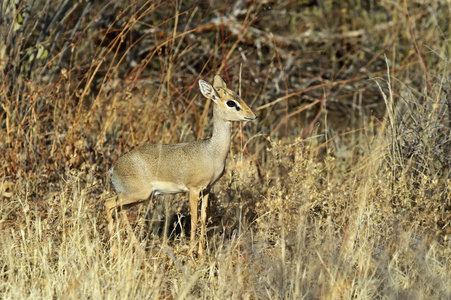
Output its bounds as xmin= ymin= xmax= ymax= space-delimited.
xmin=1 ymin=0 xmax=451 ymax=298
xmin=378 ymin=72 xmax=451 ymax=240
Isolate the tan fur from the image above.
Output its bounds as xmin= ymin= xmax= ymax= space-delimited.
xmin=105 ymin=75 xmax=257 ymax=255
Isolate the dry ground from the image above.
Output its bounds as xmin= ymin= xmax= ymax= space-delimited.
xmin=1 ymin=0 xmax=450 ymax=298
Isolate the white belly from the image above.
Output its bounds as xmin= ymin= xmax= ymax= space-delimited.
xmin=152 ymin=181 xmax=189 ymax=195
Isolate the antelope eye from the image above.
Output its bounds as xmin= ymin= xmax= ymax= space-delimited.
xmin=226 ymin=100 xmax=241 ymax=111
xmin=226 ymin=101 xmax=236 ymax=108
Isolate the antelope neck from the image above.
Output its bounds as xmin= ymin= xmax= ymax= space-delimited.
xmin=208 ymin=106 xmax=232 ymax=160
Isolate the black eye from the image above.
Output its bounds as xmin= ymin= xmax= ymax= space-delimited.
xmin=226 ymin=100 xmax=241 ymax=111
xmin=226 ymin=101 xmax=236 ymax=107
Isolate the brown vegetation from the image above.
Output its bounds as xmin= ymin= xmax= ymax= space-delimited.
xmin=1 ymin=0 xmax=450 ymax=298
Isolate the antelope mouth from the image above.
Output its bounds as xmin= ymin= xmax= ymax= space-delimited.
xmin=244 ymin=116 xmax=257 ymax=122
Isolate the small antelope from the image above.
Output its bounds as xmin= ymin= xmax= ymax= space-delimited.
xmin=105 ymin=75 xmax=257 ymax=254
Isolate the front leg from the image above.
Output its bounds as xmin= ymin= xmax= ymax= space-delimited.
xmin=188 ymin=188 xmax=200 ymax=253
xmin=199 ymin=193 xmax=210 ymax=256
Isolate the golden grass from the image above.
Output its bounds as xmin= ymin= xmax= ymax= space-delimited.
xmin=1 ymin=0 xmax=450 ymax=298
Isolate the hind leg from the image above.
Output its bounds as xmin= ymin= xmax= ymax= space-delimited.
xmin=105 ymin=196 xmax=119 ymax=236
xmin=105 ymin=190 xmax=151 ymax=239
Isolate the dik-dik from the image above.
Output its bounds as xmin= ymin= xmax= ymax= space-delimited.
xmin=105 ymin=75 xmax=257 ymax=254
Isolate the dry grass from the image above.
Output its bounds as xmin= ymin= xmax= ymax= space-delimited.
xmin=1 ymin=0 xmax=450 ymax=298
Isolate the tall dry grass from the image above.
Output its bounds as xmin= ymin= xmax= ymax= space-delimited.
xmin=1 ymin=0 xmax=450 ymax=298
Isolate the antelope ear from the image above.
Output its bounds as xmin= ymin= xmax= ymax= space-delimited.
xmin=199 ymin=79 xmax=219 ymax=103
xmin=213 ymin=75 xmax=227 ymax=89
